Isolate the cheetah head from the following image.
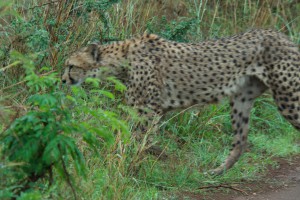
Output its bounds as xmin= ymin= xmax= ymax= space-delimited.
xmin=62 ymin=41 xmax=130 ymax=85
xmin=62 ymin=41 xmax=124 ymax=85
xmin=62 ymin=43 xmax=107 ymax=85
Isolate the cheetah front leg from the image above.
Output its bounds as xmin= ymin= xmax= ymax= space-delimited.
xmin=210 ymin=76 xmax=267 ymax=175
xmin=131 ymin=100 xmax=166 ymax=158
xmin=132 ymin=107 xmax=169 ymax=161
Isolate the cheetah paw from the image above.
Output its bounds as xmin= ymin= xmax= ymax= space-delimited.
xmin=206 ymin=166 xmax=227 ymax=176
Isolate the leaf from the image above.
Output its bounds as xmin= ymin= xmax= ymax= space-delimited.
xmin=73 ymin=148 xmax=86 ymax=177
xmin=91 ymin=90 xmax=115 ymax=100
xmin=28 ymin=94 xmax=58 ymax=108
xmin=107 ymin=77 xmax=127 ymax=92
xmin=82 ymin=131 xmax=99 ymax=151
xmin=85 ymin=77 xmax=100 ymax=87
xmin=89 ymin=127 xmax=115 ymax=145
xmin=43 ymin=137 xmax=61 ymax=165
xmin=17 ymin=190 xmax=42 ymax=200
xmin=66 ymin=95 xmax=77 ymax=103
xmin=39 ymin=66 xmax=51 ymax=72
xmin=118 ymin=104 xmax=140 ymax=121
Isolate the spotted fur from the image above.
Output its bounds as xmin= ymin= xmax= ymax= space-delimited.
xmin=62 ymin=29 xmax=300 ymax=174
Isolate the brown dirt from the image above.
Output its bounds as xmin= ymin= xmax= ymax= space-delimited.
xmin=178 ymin=155 xmax=300 ymax=200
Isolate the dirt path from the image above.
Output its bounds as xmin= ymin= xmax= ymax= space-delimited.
xmin=234 ymin=184 xmax=300 ymax=200
xmin=233 ymin=157 xmax=300 ymax=200
xmin=185 ymin=155 xmax=300 ymax=200
xmin=213 ymin=156 xmax=300 ymax=200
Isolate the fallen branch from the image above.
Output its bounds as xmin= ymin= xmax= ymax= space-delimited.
xmin=198 ymin=184 xmax=248 ymax=195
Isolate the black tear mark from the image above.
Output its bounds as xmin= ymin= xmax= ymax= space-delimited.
xmin=70 ymin=76 xmax=77 ymax=85
xmin=68 ymin=65 xmax=77 ymax=85
xmin=91 ymin=45 xmax=97 ymax=60
xmin=68 ymin=65 xmax=73 ymax=79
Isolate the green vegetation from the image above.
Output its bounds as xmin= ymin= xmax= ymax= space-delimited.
xmin=1 ymin=0 xmax=300 ymax=199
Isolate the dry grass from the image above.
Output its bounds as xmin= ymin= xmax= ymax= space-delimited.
xmin=1 ymin=0 xmax=299 ymax=75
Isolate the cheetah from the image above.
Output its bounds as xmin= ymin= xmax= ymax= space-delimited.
xmin=62 ymin=29 xmax=300 ymax=175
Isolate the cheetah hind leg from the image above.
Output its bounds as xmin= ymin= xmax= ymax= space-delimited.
xmin=273 ymin=90 xmax=300 ymax=131
xmin=210 ymin=76 xmax=267 ymax=175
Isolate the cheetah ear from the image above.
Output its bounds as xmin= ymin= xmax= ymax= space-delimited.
xmin=86 ymin=43 xmax=100 ymax=62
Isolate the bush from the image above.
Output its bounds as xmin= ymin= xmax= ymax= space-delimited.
xmin=0 ymin=50 xmax=130 ymax=199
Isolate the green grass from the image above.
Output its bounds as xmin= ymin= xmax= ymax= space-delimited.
xmin=49 ymin=96 xmax=300 ymax=199
xmin=1 ymin=0 xmax=300 ymax=199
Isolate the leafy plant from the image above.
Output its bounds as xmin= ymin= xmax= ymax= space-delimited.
xmin=0 ymin=50 xmax=130 ymax=199
xmin=147 ymin=16 xmax=196 ymax=42
xmin=1 ymin=0 xmax=300 ymax=199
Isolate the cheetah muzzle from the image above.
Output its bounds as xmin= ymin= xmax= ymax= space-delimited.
xmin=62 ymin=29 xmax=300 ymax=175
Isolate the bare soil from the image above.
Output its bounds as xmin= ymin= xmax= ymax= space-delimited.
xmin=179 ymin=155 xmax=300 ymax=200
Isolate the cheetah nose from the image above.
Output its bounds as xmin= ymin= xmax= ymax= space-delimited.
xmin=62 ymin=79 xmax=66 ymax=84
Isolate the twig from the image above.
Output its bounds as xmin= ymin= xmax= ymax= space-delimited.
xmin=159 ymin=103 xmax=201 ymax=128
xmin=59 ymin=144 xmax=77 ymax=200
xmin=0 ymin=61 xmax=21 ymax=72
xmin=27 ymin=0 xmax=61 ymax=10
xmin=0 ymin=70 xmax=56 ymax=92
xmin=198 ymin=184 xmax=248 ymax=195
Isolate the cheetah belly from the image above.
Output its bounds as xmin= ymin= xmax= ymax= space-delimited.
xmin=160 ymin=75 xmax=250 ymax=112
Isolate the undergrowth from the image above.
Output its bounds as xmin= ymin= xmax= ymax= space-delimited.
xmin=1 ymin=0 xmax=300 ymax=199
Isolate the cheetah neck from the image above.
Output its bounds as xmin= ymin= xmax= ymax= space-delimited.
xmin=97 ymin=41 xmax=131 ymax=83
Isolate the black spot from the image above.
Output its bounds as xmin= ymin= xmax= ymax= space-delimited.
xmin=243 ymin=117 xmax=249 ymax=123
xmin=239 ymin=129 xmax=243 ymax=134
xmin=242 ymin=135 xmax=246 ymax=141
